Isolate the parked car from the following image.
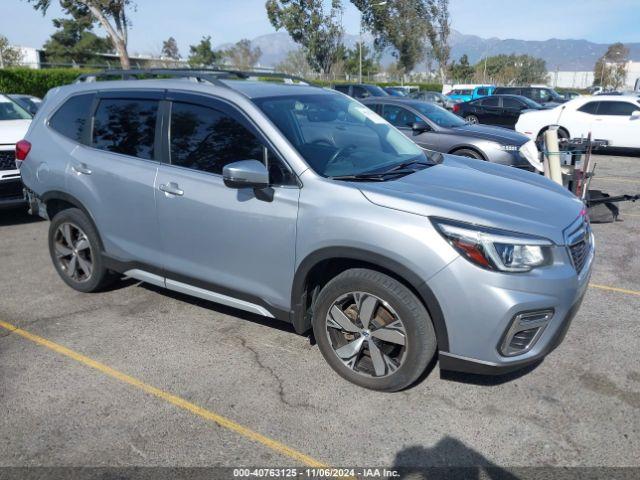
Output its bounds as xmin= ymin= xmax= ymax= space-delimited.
xmin=0 ymin=94 xmax=32 ymax=209
xmin=363 ymin=97 xmax=541 ymax=170
xmin=446 ymin=85 xmax=494 ymax=103
xmin=454 ymin=94 xmax=546 ymax=128
xmin=333 ymin=83 xmax=389 ymax=99
xmin=384 ymin=87 xmax=408 ymax=97
xmin=19 ymin=72 xmax=592 ymax=391
xmin=8 ymin=94 xmax=42 ymax=116
xmin=516 ymin=95 xmax=640 ymax=150
xmin=493 ymin=86 xmax=565 ymax=106
xmin=410 ymin=90 xmax=456 ymax=110
xmin=558 ymin=91 xmax=580 ymax=101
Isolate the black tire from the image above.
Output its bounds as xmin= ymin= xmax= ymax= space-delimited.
xmin=536 ymin=126 xmax=569 ymax=146
xmin=464 ymin=114 xmax=479 ymax=124
xmin=312 ymin=268 xmax=437 ymax=392
xmin=452 ymin=148 xmax=483 ymax=160
xmin=48 ymin=208 xmax=117 ymax=293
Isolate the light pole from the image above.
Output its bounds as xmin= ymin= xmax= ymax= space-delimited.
xmin=359 ymin=1 xmax=386 ymax=84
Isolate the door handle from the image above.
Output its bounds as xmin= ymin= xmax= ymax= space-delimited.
xmin=159 ymin=182 xmax=184 ymax=196
xmin=72 ymin=163 xmax=92 ymax=175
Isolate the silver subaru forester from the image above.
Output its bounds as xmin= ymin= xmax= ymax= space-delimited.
xmin=18 ymin=71 xmax=593 ymax=391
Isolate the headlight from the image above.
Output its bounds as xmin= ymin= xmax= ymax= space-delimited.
xmin=432 ymin=219 xmax=553 ymax=272
xmin=519 ymin=140 xmax=543 ymax=172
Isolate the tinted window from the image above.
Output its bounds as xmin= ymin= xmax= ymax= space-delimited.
xmin=502 ymin=97 xmax=523 ymax=109
xmin=578 ymin=102 xmax=599 ymax=114
xmin=382 ymin=105 xmax=421 ymax=127
xmin=481 ymin=97 xmax=499 ymax=107
xmin=412 ymin=102 xmax=466 ymax=128
xmin=170 ymin=102 xmax=294 ymax=185
xmin=49 ymin=94 xmax=94 ymax=142
xmin=352 ymin=86 xmax=368 ymax=98
xmin=334 ymin=85 xmax=349 ymax=93
xmin=476 ymin=88 xmax=488 ymax=96
xmin=92 ymin=98 xmax=158 ymax=159
xmin=597 ymin=101 xmax=638 ymax=116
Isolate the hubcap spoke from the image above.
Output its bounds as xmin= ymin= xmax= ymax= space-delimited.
xmin=75 ymin=237 xmax=90 ymax=251
xmin=368 ymin=339 xmax=387 ymax=376
xmin=327 ymin=305 xmax=360 ymax=333
xmin=76 ymin=255 xmax=92 ymax=277
xmin=356 ymin=293 xmax=378 ymax=329
xmin=335 ymin=337 xmax=365 ymax=361
xmin=371 ymin=320 xmax=406 ymax=345
xmin=61 ymin=224 xmax=73 ymax=247
xmin=67 ymin=255 xmax=78 ymax=279
xmin=54 ymin=243 xmax=73 ymax=258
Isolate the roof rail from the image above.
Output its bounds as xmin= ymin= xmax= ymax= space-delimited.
xmin=75 ymin=68 xmax=312 ymax=87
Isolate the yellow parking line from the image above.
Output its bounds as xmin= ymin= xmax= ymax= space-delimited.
xmin=590 ymin=283 xmax=640 ymax=297
xmin=0 ymin=319 xmax=327 ymax=468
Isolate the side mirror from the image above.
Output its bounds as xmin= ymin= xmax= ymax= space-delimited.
xmin=223 ymin=160 xmax=269 ymax=189
xmin=631 ymin=110 xmax=640 ymax=119
xmin=411 ymin=121 xmax=430 ymax=133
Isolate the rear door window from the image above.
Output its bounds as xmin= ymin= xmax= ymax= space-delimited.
xmin=597 ymin=101 xmax=638 ymax=116
xmin=92 ymin=98 xmax=159 ymax=160
xmin=49 ymin=93 xmax=95 ymax=143
xmin=502 ymin=97 xmax=522 ymax=109
xmin=481 ymin=97 xmax=499 ymax=107
xmin=578 ymin=102 xmax=600 ymax=114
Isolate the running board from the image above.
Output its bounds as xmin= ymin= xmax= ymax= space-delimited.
xmin=124 ymin=269 xmax=274 ymax=318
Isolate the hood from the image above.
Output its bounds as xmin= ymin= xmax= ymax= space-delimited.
xmin=358 ymin=155 xmax=583 ymax=244
xmin=0 ymin=119 xmax=31 ymax=145
xmin=449 ymin=124 xmax=529 ymax=145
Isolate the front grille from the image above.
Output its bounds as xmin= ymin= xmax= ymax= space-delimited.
xmin=569 ymin=240 xmax=589 ymax=273
xmin=0 ymin=150 xmax=16 ymax=171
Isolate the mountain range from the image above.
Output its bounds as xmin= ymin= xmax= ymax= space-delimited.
xmin=219 ymin=30 xmax=640 ymax=71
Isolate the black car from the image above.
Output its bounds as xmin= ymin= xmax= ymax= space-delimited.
xmin=492 ymin=86 xmax=565 ymax=106
xmin=333 ymin=83 xmax=389 ymax=99
xmin=454 ymin=94 xmax=546 ymax=129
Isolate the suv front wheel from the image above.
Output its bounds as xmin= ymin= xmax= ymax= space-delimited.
xmin=312 ymin=268 xmax=437 ymax=391
xmin=48 ymin=208 xmax=117 ymax=293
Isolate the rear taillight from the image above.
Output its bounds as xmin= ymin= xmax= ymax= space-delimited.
xmin=452 ymin=104 xmax=460 ymax=113
xmin=15 ymin=139 xmax=31 ymax=167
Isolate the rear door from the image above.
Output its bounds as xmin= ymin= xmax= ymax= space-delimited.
xmin=66 ymin=91 xmax=163 ymax=267
xmin=477 ymin=96 xmax=501 ymax=125
xmin=155 ymin=92 xmax=300 ymax=313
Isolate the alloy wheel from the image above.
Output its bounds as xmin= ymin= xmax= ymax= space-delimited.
xmin=465 ymin=115 xmax=478 ymax=124
xmin=325 ymin=291 xmax=407 ymax=378
xmin=53 ymin=222 xmax=93 ymax=282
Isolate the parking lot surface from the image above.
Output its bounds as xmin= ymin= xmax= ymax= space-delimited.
xmin=1 ymin=154 xmax=639 ymax=470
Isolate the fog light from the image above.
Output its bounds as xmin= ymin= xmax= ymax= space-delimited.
xmin=499 ymin=309 xmax=553 ymax=356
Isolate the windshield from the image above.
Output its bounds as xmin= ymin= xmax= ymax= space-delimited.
xmin=411 ymin=102 xmax=467 ymax=128
xmin=521 ymin=96 xmax=543 ymax=109
xmin=0 ymin=95 xmax=32 ymax=120
xmin=367 ymin=85 xmax=389 ymax=97
xmin=254 ymin=93 xmax=431 ymax=178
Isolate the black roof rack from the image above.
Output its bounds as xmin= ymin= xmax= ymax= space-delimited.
xmin=75 ymin=68 xmax=312 ymax=88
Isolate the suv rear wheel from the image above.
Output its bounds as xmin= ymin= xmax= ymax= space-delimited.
xmin=48 ymin=208 xmax=117 ymax=293
xmin=312 ymin=268 xmax=437 ymax=391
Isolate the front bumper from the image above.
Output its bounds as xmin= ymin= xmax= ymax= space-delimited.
xmin=431 ymin=238 xmax=593 ymax=375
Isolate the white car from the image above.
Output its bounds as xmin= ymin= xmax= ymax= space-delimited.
xmin=0 ymin=94 xmax=32 ymax=209
xmin=515 ymin=95 xmax=640 ymax=150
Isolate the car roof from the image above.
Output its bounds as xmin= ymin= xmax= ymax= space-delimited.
xmin=360 ymin=97 xmax=436 ymax=109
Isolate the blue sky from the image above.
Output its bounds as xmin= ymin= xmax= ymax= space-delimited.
xmin=1 ymin=0 xmax=639 ymax=55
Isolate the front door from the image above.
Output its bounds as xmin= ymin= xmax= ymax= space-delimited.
xmin=155 ymin=94 xmax=300 ymax=315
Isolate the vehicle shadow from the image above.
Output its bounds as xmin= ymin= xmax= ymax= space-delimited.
xmin=439 ymin=360 xmax=543 ymax=386
xmin=138 ymin=282 xmax=299 ymax=336
xmin=0 ymin=207 xmax=41 ymax=227
xmin=392 ymin=436 xmax=520 ymax=479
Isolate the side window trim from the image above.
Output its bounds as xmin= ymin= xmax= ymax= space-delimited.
xmin=164 ymin=91 xmax=299 ymax=187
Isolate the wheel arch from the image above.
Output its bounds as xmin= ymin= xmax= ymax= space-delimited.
xmin=448 ymin=145 xmax=487 ymax=160
xmin=291 ymin=247 xmax=449 ymax=352
xmin=41 ymin=191 xmax=105 ymax=252
xmin=537 ymin=125 xmax=570 ymax=140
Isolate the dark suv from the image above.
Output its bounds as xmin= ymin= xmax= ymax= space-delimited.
xmin=493 ymin=86 xmax=566 ymax=106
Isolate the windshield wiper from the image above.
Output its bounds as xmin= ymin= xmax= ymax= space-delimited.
xmin=384 ymin=159 xmax=434 ymax=173
xmin=330 ymin=169 xmax=418 ymax=181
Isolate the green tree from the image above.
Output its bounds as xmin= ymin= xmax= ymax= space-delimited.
xmin=223 ymin=39 xmax=262 ymax=70
xmin=343 ymin=42 xmax=381 ymax=77
xmin=27 ymin=0 xmax=132 ymax=69
xmin=594 ymin=43 xmax=629 ymax=89
xmin=188 ymin=36 xmax=219 ymax=67
xmin=425 ymin=0 xmax=450 ymax=83
xmin=352 ymin=0 xmax=430 ymax=76
xmin=448 ymin=54 xmax=473 ymax=82
xmin=476 ymin=54 xmax=546 ymax=85
xmin=0 ymin=35 xmax=23 ymax=68
xmin=161 ymin=36 xmax=180 ymax=60
xmin=266 ymin=0 xmax=344 ymax=74
xmin=42 ymin=1 xmax=112 ymax=66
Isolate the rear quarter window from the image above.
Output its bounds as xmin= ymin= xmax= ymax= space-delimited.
xmin=49 ymin=93 xmax=95 ymax=143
